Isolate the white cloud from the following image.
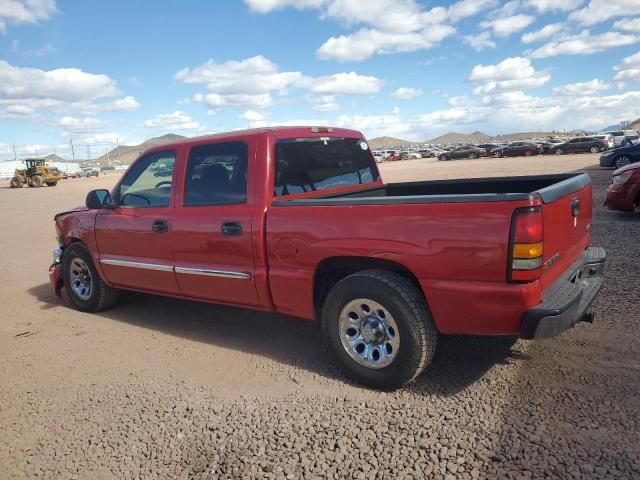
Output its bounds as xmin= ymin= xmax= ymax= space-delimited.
xmin=464 ymin=31 xmax=496 ymax=50
xmin=391 ymin=87 xmax=423 ymax=100
xmin=0 ymin=60 xmax=119 ymax=101
xmin=521 ymin=23 xmax=564 ymax=44
xmin=2 ymin=104 xmax=34 ymax=115
xmin=310 ymin=72 xmax=383 ymax=95
xmin=526 ymin=0 xmax=583 ymax=11
xmin=614 ymin=17 xmax=640 ymax=32
xmin=481 ymin=14 xmax=535 ymax=37
xmin=244 ymin=0 xmax=325 ymax=13
xmin=0 ymin=0 xmax=57 ymax=33
xmin=72 ymin=96 xmax=141 ymax=114
xmin=143 ymin=111 xmax=203 ymax=131
xmin=468 ymin=57 xmax=550 ymax=94
xmin=613 ymin=51 xmax=640 ymax=84
xmin=552 ymin=79 xmax=610 ymax=96
xmin=247 ymin=0 xmax=496 ymax=61
xmin=305 ymin=94 xmax=340 ymax=112
xmin=178 ymin=55 xmax=382 ymax=110
xmin=56 ymin=116 xmax=108 ymax=131
xmin=570 ymin=0 xmax=640 ymax=26
xmin=528 ymin=30 xmax=640 ymax=58
xmin=240 ymin=110 xmax=265 ymax=121
xmin=316 ymin=25 xmax=455 ymax=61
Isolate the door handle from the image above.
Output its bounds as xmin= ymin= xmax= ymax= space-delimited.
xmin=152 ymin=219 xmax=169 ymax=233
xmin=221 ymin=221 xmax=242 ymax=236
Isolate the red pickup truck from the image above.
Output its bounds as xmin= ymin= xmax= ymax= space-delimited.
xmin=50 ymin=127 xmax=605 ymax=389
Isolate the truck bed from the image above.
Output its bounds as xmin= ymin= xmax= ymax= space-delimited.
xmin=272 ymin=173 xmax=590 ymax=205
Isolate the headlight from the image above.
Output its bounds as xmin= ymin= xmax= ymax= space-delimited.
xmin=612 ymin=172 xmax=632 ymax=184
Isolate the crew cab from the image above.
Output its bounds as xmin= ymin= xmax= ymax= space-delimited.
xmin=49 ymin=127 xmax=606 ymax=389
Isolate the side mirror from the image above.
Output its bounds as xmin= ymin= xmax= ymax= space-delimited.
xmin=86 ymin=189 xmax=112 ymax=209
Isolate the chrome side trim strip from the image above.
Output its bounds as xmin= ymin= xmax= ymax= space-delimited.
xmin=100 ymin=258 xmax=174 ymax=272
xmin=174 ymin=266 xmax=251 ymax=279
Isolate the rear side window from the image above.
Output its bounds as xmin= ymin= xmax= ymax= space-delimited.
xmin=184 ymin=142 xmax=248 ymax=206
xmin=274 ymin=137 xmax=379 ymax=196
xmin=610 ymin=131 xmax=624 ymax=137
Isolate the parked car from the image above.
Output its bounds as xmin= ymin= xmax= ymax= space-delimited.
xmin=49 ymin=126 xmax=605 ymax=390
xmin=400 ymin=151 xmax=422 ymax=160
xmin=418 ymin=149 xmax=435 ymax=158
xmin=594 ymin=134 xmax=615 ymax=149
xmin=438 ymin=145 xmax=484 ymax=161
xmin=599 ymin=143 xmax=640 ymax=169
xmin=81 ymin=167 xmax=99 ymax=178
xmin=475 ymin=143 xmax=499 ymax=156
xmin=552 ymin=137 xmax=608 ymax=155
xmin=491 ymin=142 xmax=542 ymax=158
xmin=537 ymin=141 xmax=564 ymax=154
xmin=605 ymin=162 xmax=640 ymax=212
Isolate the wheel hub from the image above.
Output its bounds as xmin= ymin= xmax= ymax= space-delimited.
xmin=338 ymin=298 xmax=400 ymax=369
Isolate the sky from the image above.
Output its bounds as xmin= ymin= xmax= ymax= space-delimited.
xmin=2 ymin=0 xmax=640 ymax=159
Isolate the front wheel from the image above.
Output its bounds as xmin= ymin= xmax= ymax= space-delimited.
xmin=439 ymin=155 xmax=448 ymax=161
xmin=322 ymin=270 xmax=437 ymax=390
xmin=615 ymin=155 xmax=632 ymax=169
xmin=62 ymin=243 xmax=119 ymax=312
xmin=590 ymin=145 xmax=600 ymax=154
xmin=30 ymin=175 xmax=43 ymax=187
xmin=468 ymin=153 xmax=478 ymax=159
xmin=524 ymin=149 xmax=533 ymax=157
xmin=555 ymin=148 xmax=564 ymax=155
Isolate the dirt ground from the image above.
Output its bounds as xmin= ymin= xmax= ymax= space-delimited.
xmin=0 ymin=153 xmax=638 ymax=479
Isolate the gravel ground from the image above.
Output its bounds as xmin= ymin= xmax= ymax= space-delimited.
xmin=0 ymin=153 xmax=639 ymax=479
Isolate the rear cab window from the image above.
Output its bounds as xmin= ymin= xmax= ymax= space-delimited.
xmin=274 ymin=137 xmax=380 ymax=197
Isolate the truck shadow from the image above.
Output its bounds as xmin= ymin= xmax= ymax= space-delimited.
xmin=29 ymin=283 xmax=521 ymax=395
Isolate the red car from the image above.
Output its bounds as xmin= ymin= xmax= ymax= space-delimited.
xmin=49 ymin=127 xmax=605 ymax=389
xmin=605 ymin=162 xmax=640 ymax=212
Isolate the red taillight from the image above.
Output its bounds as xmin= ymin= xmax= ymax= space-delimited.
xmin=509 ymin=207 xmax=544 ymax=282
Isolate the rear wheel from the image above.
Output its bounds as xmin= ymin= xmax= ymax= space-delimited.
xmin=9 ymin=177 xmax=22 ymax=188
xmin=494 ymin=151 xmax=503 ymax=158
xmin=30 ymin=175 xmax=43 ymax=187
xmin=615 ymin=155 xmax=632 ymax=169
xmin=524 ymin=149 xmax=533 ymax=157
xmin=439 ymin=155 xmax=448 ymax=161
xmin=322 ymin=269 xmax=437 ymax=390
xmin=590 ymin=145 xmax=600 ymax=153
xmin=468 ymin=153 xmax=478 ymax=159
xmin=555 ymin=148 xmax=564 ymax=155
xmin=62 ymin=243 xmax=119 ymax=312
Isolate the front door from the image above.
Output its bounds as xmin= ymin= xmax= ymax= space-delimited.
xmin=95 ymin=150 xmax=180 ymax=294
xmin=171 ymin=139 xmax=260 ymax=306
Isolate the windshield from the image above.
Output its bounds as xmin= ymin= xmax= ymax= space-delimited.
xmin=274 ymin=137 xmax=379 ymax=196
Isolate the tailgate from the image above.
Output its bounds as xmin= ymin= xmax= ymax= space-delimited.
xmin=537 ymin=174 xmax=592 ymax=290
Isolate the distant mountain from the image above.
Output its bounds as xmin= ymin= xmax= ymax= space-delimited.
xmin=368 ymin=136 xmax=413 ymax=149
xmin=628 ymin=118 xmax=640 ymax=130
xmin=428 ymin=131 xmax=490 ymax=144
xmin=93 ymin=133 xmax=187 ymax=166
xmin=44 ymin=154 xmax=67 ymax=163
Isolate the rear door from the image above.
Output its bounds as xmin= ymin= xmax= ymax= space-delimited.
xmin=95 ymin=150 xmax=180 ymax=294
xmin=171 ymin=139 xmax=261 ymax=307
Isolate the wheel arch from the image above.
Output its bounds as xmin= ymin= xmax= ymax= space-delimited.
xmin=312 ymin=256 xmax=427 ymax=318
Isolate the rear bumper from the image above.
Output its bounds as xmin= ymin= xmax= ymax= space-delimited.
xmin=520 ymin=247 xmax=605 ymax=339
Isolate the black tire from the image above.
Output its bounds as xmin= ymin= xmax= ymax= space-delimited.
xmin=10 ymin=177 xmax=22 ymax=188
xmin=614 ymin=155 xmax=632 ymax=169
xmin=46 ymin=181 xmax=58 ymax=187
xmin=61 ymin=243 xmax=119 ymax=312
xmin=321 ymin=269 xmax=437 ymax=390
xmin=439 ymin=155 xmax=447 ymax=161
xmin=31 ymin=175 xmax=43 ymax=187
xmin=555 ymin=148 xmax=564 ymax=155
xmin=468 ymin=153 xmax=478 ymax=159
xmin=494 ymin=151 xmax=503 ymax=158
xmin=590 ymin=145 xmax=600 ymax=154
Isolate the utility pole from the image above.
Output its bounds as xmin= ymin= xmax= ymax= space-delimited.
xmin=70 ymin=138 xmax=75 ymax=161
xmin=12 ymin=143 xmax=17 ymax=161
xmin=86 ymin=145 xmax=91 ymax=162
xmin=116 ymin=139 xmax=121 ymax=163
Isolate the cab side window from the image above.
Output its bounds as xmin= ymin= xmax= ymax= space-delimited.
xmin=184 ymin=142 xmax=248 ymax=206
xmin=118 ymin=151 xmax=175 ymax=207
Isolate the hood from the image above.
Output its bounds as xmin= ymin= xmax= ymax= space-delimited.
xmin=612 ymin=161 xmax=640 ymax=176
xmin=54 ymin=205 xmax=89 ymax=220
